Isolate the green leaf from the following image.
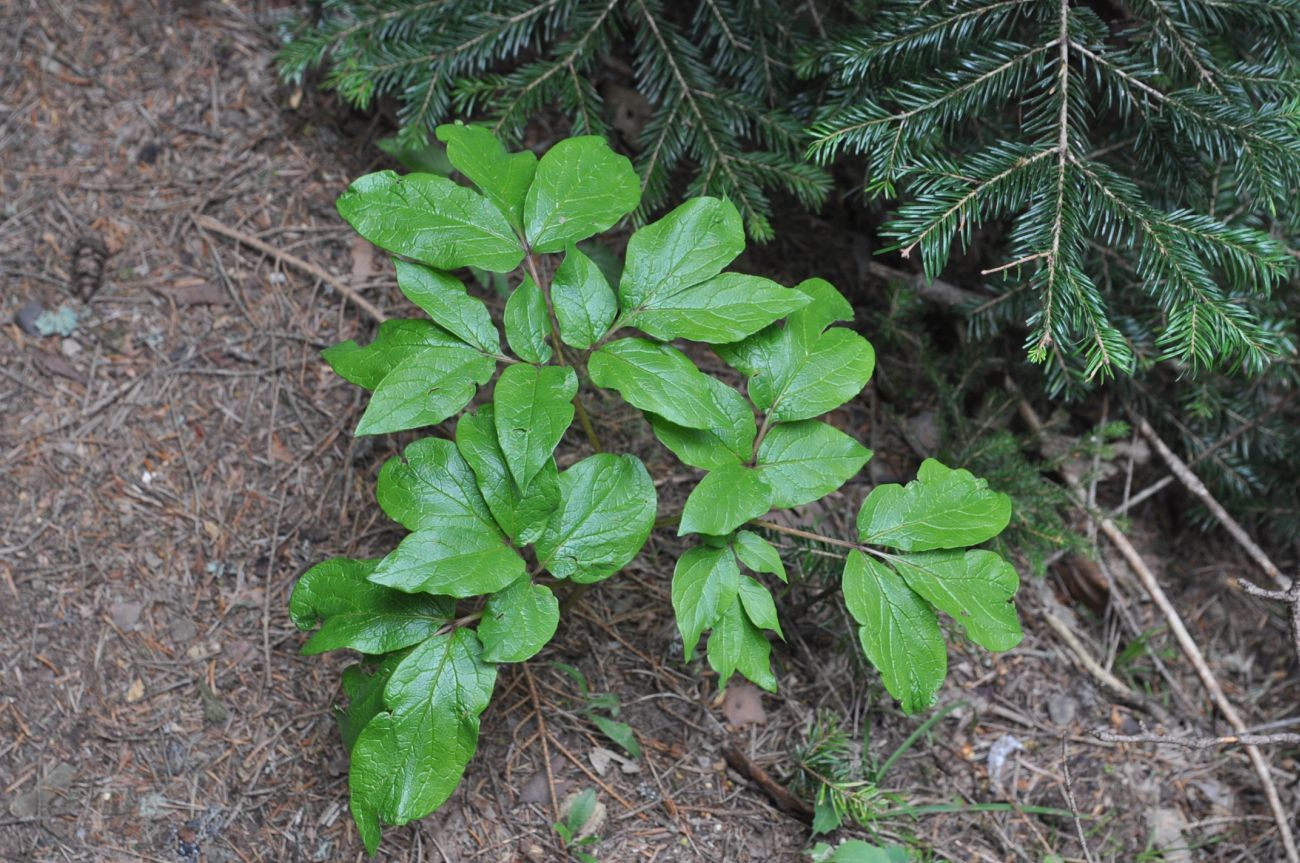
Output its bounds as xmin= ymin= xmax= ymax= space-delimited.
xmin=590 ymin=715 xmax=642 ymax=759
xmin=618 ymin=197 xmax=744 ymax=311
xmin=842 ymin=551 xmax=946 ymax=714
xmin=588 ymin=338 xmax=735 ymax=431
xmin=504 ymin=277 xmax=553 ymax=364
xmin=337 ymin=171 xmax=523 ymax=272
xmin=494 ymin=364 xmax=578 ymax=491
xmin=376 ymin=437 xmax=497 ymax=534
xmin=717 ymin=278 xmax=875 ymax=422
xmin=812 ymin=798 xmax=843 ymax=835
xmin=393 ymin=260 xmax=499 ymax=354
xmin=892 ymin=549 xmax=1023 ymax=652
xmin=323 ymin=320 xmax=438 ymax=391
xmin=856 ymin=459 xmax=1011 ymax=551
xmin=455 ymin=404 xmax=559 ymax=544
xmin=535 ymin=454 xmax=657 ymax=583
xmin=738 ymin=576 xmax=783 ymax=637
xmin=671 ymin=545 xmax=740 ymax=659
xmin=648 ymin=373 xmax=755 ymax=468
xmin=707 ymin=598 xmax=776 ymax=691
xmin=369 ymin=527 xmax=525 ymax=598
xmin=435 ymin=122 xmax=537 ymax=231
xmin=624 ymin=272 xmax=811 ymax=344
xmin=349 ymin=629 xmax=496 ymax=848
xmin=338 ymin=654 xmax=404 ymax=753
xmin=757 ymin=420 xmax=872 ymax=508
xmin=478 ymin=578 xmax=560 ymax=663
xmin=524 ymin=137 xmax=640 ymax=253
xmin=377 ymin=136 xmax=452 ymax=175
xmin=552 ymin=245 xmax=617 ymax=349
xmin=732 ymin=531 xmax=786 ymax=582
xmin=679 ymin=463 xmax=773 ymax=536
xmin=343 ymin=323 xmax=495 ymax=436
xmin=290 ymin=557 xmax=453 ymax=655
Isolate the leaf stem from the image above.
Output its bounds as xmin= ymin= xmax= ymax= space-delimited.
xmin=524 ymin=250 xmax=603 ymax=453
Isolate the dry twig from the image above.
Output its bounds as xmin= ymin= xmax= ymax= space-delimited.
xmin=1094 ymin=729 xmax=1300 ymax=749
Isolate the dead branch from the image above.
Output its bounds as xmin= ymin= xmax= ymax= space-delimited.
xmin=1094 ymin=729 xmax=1300 ymax=749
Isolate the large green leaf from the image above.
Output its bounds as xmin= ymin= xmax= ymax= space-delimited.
xmin=892 ymin=549 xmax=1023 ymax=652
xmin=648 ymin=373 xmax=755 ymax=468
xmin=757 ymin=420 xmax=872 ymax=508
xmin=478 ymin=578 xmax=560 ymax=663
xmin=707 ymin=598 xmax=776 ymax=691
xmin=732 ymin=531 xmax=786 ymax=582
xmin=738 ymin=576 xmax=783 ymax=637
xmin=323 ymin=319 xmax=446 ymax=390
xmin=842 ymin=551 xmax=946 ymax=714
xmin=435 ymin=122 xmax=537 ymax=232
xmin=369 ymin=527 xmax=525 ymax=598
xmin=624 ymin=273 xmax=811 ymax=344
xmin=337 ymin=171 xmax=523 ymax=272
xmin=349 ymin=630 xmax=496 ymax=852
xmin=551 ymin=244 xmax=617 ymax=349
xmin=717 ymin=278 xmax=875 ymax=422
xmin=393 ymin=260 xmax=499 ymax=354
xmin=503 ymin=276 xmax=553 ymax=364
xmin=679 ymin=463 xmax=773 ymax=536
xmin=524 ymin=137 xmax=640 ymax=252
xmin=347 ymin=324 xmax=495 ymax=436
xmin=290 ymin=557 xmax=453 ymax=655
xmin=671 ymin=545 xmax=740 ymax=659
xmin=376 ymin=437 xmax=497 ymax=533
xmin=856 ymin=459 xmax=1011 ymax=551
xmin=535 ymin=453 xmax=657 ymax=583
xmin=588 ymin=338 xmax=734 ymax=430
xmin=455 ymin=404 xmax=559 ymax=544
xmin=493 ymin=364 xmax=578 ymax=491
xmin=618 ymin=197 xmax=744 ymax=311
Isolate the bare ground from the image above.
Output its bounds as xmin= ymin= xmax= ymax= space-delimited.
xmin=2 ymin=2 xmax=1298 ymax=862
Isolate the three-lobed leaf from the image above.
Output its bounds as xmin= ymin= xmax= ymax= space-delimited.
xmin=435 ymin=122 xmax=536 ymax=232
xmin=857 ymin=458 xmax=1011 ymax=551
xmin=891 ymin=549 xmax=1023 ymax=652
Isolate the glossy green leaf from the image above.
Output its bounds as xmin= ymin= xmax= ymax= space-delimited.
xmin=551 ymin=244 xmax=617 ymax=349
xmin=503 ymin=276 xmax=553 ymax=364
xmin=337 ymin=171 xmax=523 ymax=272
xmin=478 ymin=578 xmax=560 ymax=663
xmin=738 ymin=576 xmax=783 ymax=637
xmin=323 ymin=319 xmax=441 ymax=391
xmin=756 ymin=420 xmax=872 ymax=508
xmin=435 ymin=122 xmax=537 ymax=231
xmin=393 ymin=260 xmax=499 ymax=354
xmin=707 ymin=598 xmax=776 ymax=691
xmin=349 ymin=630 xmax=496 ymax=850
xmin=842 ymin=551 xmax=946 ymax=714
xmin=588 ymin=338 xmax=734 ymax=431
xmin=717 ymin=278 xmax=875 ymax=422
xmin=856 ymin=459 xmax=1011 ymax=551
xmin=535 ymin=453 xmax=657 ymax=583
xmin=624 ymin=272 xmax=811 ymax=344
xmin=892 ymin=549 xmax=1023 ymax=652
xmin=338 ymin=655 xmax=404 ymax=753
xmin=524 ymin=137 xmax=640 ymax=252
xmin=618 ymin=197 xmax=744 ymax=311
xmin=671 ymin=545 xmax=740 ymax=660
xmin=455 ymin=404 xmax=559 ymax=544
xmin=345 ymin=323 xmax=495 ymax=436
xmin=369 ymin=526 xmax=525 ymax=598
xmin=679 ymin=463 xmax=773 ymax=536
xmin=732 ymin=531 xmax=786 ymax=582
xmin=648 ymin=373 xmax=755 ymax=469
xmin=494 ymin=364 xmax=578 ymax=491
xmin=290 ymin=557 xmax=453 ymax=655
xmin=376 ymin=437 xmax=497 ymax=533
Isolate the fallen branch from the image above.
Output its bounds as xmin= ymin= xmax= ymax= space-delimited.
xmin=1239 ymin=579 xmax=1300 ymax=664
xmin=721 ymin=744 xmax=814 ymax=822
xmin=1094 ymin=729 xmax=1300 ymax=749
xmin=1014 ymin=391 xmax=1300 ymax=863
xmin=192 ymin=214 xmax=388 ymax=324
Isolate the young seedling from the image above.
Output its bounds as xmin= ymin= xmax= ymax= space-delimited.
xmin=290 ymin=123 xmax=1025 ymax=852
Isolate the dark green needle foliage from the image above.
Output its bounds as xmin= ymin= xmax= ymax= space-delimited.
xmin=808 ymin=0 xmax=1300 ymax=395
xmin=276 ymin=0 xmax=831 ymax=240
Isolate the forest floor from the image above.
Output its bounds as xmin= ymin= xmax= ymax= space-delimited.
xmin=2 ymin=2 xmax=1298 ymax=862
